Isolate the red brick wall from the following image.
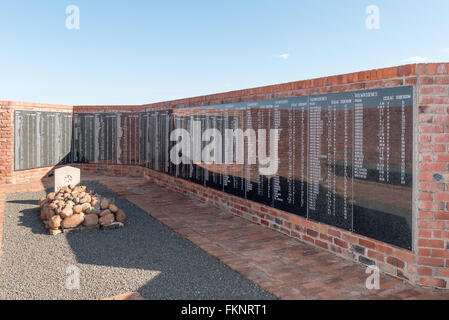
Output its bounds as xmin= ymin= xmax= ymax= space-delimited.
xmin=0 ymin=105 xmax=12 ymax=184
xmin=416 ymin=64 xmax=449 ymax=288
xmin=1 ymin=63 xmax=449 ymax=288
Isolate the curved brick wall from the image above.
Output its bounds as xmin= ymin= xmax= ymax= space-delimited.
xmin=1 ymin=63 xmax=449 ymax=288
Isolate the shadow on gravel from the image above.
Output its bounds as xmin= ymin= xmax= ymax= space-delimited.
xmin=18 ymin=207 xmax=49 ymax=235
xmin=14 ymin=181 xmax=273 ymax=300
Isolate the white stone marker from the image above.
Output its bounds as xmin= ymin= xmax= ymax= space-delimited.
xmin=54 ymin=166 xmax=81 ymax=192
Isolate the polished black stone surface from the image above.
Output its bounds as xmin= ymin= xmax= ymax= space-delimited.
xmin=307 ymin=92 xmax=354 ymax=231
xmin=69 ymin=86 xmax=414 ymax=250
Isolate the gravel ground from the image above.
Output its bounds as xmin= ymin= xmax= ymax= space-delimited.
xmin=0 ymin=181 xmax=276 ymax=300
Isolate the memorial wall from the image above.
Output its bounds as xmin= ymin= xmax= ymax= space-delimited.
xmin=6 ymin=63 xmax=449 ymax=288
xmin=68 ymin=85 xmax=414 ymax=249
xmin=13 ymin=86 xmax=414 ymax=249
xmin=14 ymin=110 xmax=73 ymax=171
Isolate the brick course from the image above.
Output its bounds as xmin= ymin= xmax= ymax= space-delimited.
xmin=415 ymin=64 xmax=449 ymax=288
xmin=0 ymin=63 xmax=449 ymax=288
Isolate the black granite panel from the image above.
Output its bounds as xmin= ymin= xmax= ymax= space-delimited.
xmin=22 ymin=86 xmax=413 ymax=249
xmin=352 ymin=86 xmax=414 ymax=249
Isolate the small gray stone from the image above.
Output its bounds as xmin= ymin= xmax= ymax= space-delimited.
xmin=86 ymin=207 xmax=101 ymax=215
xmin=101 ymin=222 xmax=124 ymax=230
xmin=62 ymin=224 xmax=100 ymax=234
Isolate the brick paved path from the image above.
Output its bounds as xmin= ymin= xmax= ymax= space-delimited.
xmin=2 ymin=175 xmax=449 ymax=300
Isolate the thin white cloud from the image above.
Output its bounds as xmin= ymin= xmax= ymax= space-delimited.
xmin=444 ymin=48 xmax=449 ymax=54
xmin=401 ymin=56 xmax=430 ymax=63
xmin=278 ymin=53 xmax=290 ymax=60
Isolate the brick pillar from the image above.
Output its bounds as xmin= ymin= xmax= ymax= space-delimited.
xmin=417 ymin=63 xmax=449 ymax=288
xmin=0 ymin=105 xmax=12 ymax=184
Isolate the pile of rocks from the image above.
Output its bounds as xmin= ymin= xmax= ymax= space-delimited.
xmin=38 ymin=185 xmax=126 ymax=235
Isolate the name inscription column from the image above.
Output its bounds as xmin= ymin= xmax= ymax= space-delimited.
xmin=352 ymin=86 xmax=413 ymax=250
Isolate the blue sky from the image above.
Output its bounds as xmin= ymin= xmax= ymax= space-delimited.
xmin=0 ymin=0 xmax=448 ymax=105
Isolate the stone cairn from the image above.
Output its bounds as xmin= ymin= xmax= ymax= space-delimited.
xmin=38 ymin=185 xmax=126 ymax=235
